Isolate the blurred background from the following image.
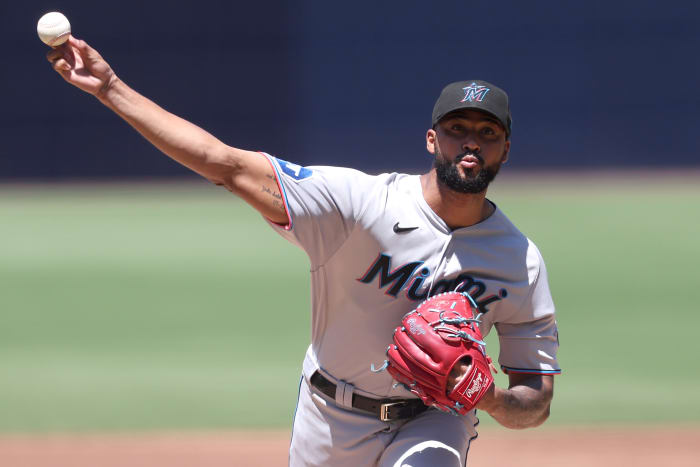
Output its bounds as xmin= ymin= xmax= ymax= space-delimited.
xmin=3 ymin=0 xmax=699 ymax=178
xmin=1 ymin=0 xmax=699 ymax=449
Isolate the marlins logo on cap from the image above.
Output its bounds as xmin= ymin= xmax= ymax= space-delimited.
xmin=461 ymin=82 xmax=490 ymax=103
xmin=432 ymin=80 xmax=512 ymax=137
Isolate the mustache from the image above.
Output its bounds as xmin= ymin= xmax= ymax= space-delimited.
xmin=455 ymin=151 xmax=484 ymax=164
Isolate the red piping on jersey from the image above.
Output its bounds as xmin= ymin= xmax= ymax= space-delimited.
xmin=259 ymin=151 xmax=293 ymax=231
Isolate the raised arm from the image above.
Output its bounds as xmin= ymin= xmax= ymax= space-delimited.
xmin=46 ymin=36 xmax=287 ymax=224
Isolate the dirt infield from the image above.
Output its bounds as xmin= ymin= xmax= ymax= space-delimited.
xmin=1 ymin=426 xmax=698 ymax=466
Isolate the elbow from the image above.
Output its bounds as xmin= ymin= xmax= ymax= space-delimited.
xmin=496 ymin=374 xmax=554 ymax=430
xmin=514 ymin=389 xmax=553 ymax=429
xmin=529 ymin=378 xmax=554 ymax=428
xmin=529 ymin=386 xmax=554 ymax=428
xmin=203 ymin=145 xmax=244 ymax=189
xmin=530 ymin=403 xmax=551 ymax=428
xmin=506 ymin=403 xmax=550 ymax=430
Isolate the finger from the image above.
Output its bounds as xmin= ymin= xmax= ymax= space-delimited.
xmin=47 ymin=41 xmax=76 ymax=63
xmin=54 ymin=38 xmax=72 ymax=51
xmin=47 ymin=49 xmax=75 ymax=72
xmin=69 ymin=36 xmax=105 ymax=63
xmin=52 ymin=57 xmax=72 ymax=72
xmin=69 ymin=36 xmax=92 ymax=55
xmin=46 ymin=48 xmax=64 ymax=63
xmin=67 ymin=35 xmax=81 ymax=47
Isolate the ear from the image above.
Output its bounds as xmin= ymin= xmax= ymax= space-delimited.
xmin=501 ymin=140 xmax=511 ymax=164
xmin=426 ymin=129 xmax=437 ymax=155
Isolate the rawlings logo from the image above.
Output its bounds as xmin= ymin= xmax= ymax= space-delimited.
xmin=461 ymin=83 xmax=490 ymax=102
xmin=465 ymin=372 xmax=484 ymax=398
xmin=407 ymin=318 xmax=426 ymax=335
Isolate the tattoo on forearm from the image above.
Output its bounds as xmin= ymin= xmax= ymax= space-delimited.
xmin=490 ymin=381 xmax=552 ymax=429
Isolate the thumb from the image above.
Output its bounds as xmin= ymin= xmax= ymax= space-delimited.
xmin=68 ymin=36 xmax=103 ymax=62
xmin=67 ymin=35 xmax=88 ymax=51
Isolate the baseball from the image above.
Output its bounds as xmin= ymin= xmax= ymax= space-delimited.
xmin=37 ymin=12 xmax=71 ymax=47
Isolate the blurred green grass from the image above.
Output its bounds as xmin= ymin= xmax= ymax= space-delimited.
xmin=488 ymin=175 xmax=700 ymax=425
xmin=1 ymin=176 xmax=699 ymax=432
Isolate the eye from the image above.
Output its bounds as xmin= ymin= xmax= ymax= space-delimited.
xmin=481 ymin=127 xmax=495 ymax=135
xmin=450 ymin=123 xmax=464 ymax=131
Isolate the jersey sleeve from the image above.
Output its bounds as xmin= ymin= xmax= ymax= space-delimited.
xmin=260 ymin=153 xmax=378 ymax=266
xmin=494 ymin=243 xmax=561 ymax=376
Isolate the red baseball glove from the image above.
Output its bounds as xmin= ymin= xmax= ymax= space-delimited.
xmin=374 ymin=291 xmax=494 ymax=415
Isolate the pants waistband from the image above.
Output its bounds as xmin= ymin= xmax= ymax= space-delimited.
xmin=309 ymin=371 xmax=428 ymax=422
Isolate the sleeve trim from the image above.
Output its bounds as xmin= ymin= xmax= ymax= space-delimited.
xmin=259 ymin=152 xmax=293 ymax=231
xmin=501 ymin=365 xmax=561 ymax=375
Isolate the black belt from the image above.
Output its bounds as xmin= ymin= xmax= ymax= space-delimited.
xmin=309 ymin=371 xmax=428 ymax=422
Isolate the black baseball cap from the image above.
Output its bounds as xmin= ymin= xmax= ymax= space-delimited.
xmin=432 ymin=80 xmax=512 ymax=137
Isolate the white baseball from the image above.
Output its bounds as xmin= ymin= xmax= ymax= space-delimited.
xmin=37 ymin=12 xmax=71 ymax=47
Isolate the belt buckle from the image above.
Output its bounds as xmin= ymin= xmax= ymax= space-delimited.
xmin=380 ymin=401 xmax=406 ymax=422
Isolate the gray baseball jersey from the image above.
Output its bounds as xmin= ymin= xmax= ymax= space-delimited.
xmin=260 ymin=153 xmax=560 ymax=466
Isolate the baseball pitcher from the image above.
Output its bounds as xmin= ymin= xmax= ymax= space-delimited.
xmin=47 ymin=36 xmax=560 ymax=466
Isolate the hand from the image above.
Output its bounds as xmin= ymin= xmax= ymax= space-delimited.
xmin=474 ymin=379 xmax=496 ymax=411
xmin=447 ymin=360 xmax=472 ymax=393
xmin=448 ymin=358 xmax=498 ymax=411
xmin=447 ymin=358 xmax=498 ymax=392
xmin=46 ymin=36 xmax=117 ymax=97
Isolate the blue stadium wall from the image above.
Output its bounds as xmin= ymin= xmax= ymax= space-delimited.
xmin=3 ymin=0 xmax=699 ymax=179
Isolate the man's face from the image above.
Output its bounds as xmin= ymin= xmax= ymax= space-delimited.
xmin=428 ymin=109 xmax=510 ymax=194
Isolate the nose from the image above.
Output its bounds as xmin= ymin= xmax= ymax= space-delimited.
xmin=462 ymin=138 xmax=480 ymax=154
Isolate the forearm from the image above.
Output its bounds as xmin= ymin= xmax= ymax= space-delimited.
xmin=481 ymin=385 xmax=550 ymax=429
xmin=477 ymin=375 xmax=553 ymax=429
xmin=47 ymin=37 xmax=287 ymax=222
xmin=97 ymin=77 xmax=237 ymax=184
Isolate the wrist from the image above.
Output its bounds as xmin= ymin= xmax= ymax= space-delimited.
xmin=96 ymin=73 xmax=122 ymax=103
xmin=475 ymin=381 xmax=499 ymax=413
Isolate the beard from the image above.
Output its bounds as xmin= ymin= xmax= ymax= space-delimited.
xmin=433 ymin=148 xmax=501 ymax=194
